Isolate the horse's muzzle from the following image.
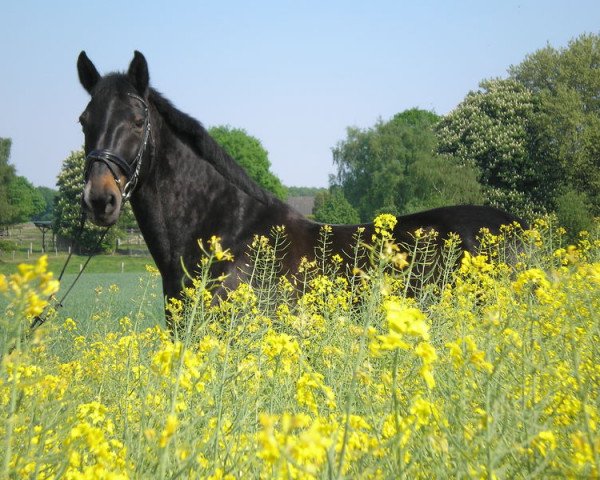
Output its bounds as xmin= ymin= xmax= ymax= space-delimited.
xmin=82 ymin=180 xmax=122 ymax=226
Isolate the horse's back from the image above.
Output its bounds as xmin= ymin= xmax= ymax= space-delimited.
xmin=393 ymin=205 xmax=525 ymax=252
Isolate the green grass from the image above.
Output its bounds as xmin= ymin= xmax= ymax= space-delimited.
xmin=52 ymin=271 xmax=165 ymax=331
xmin=0 ymin=224 xmax=161 ymax=331
xmin=0 ymin=249 xmax=165 ymax=333
xmin=0 ymin=252 xmax=156 ymax=276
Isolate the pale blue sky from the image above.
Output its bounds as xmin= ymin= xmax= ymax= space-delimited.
xmin=1 ymin=1 xmax=599 ymax=188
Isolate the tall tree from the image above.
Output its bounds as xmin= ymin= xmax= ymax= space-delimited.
xmin=0 ymin=138 xmax=17 ymax=226
xmin=436 ymin=78 xmax=563 ymax=218
xmin=33 ymin=186 xmax=57 ymax=221
xmin=209 ymin=126 xmax=287 ymax=200
xmin=6 ymin=176 xmax=45 ymax=224
xmin=333 ymin=109 xmax=482 ymax=221
xmin=437 ymin=33 xmax=600 ymax=228
xmin=0 ymin=138 xmax=46 ymax=226
xmin=510 ymin=33 xmax=600 ymax=216
xmin=401 ymin=155 xmax=484 ymax=213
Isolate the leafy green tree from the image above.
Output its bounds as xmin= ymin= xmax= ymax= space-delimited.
xmin=333 ymin=109 xmax=483 ymax=221
xmin=209 ymin=126 xmax=287 ymax=200
xmin=333 ymin=109 xmax=437 ymax=220
xmin=436 ymin=78 xmax=562 ymax=218
xmin=54 ymin=150 xmax=123 ymax=253
xmin=438 ymin=33 xmax=600 ymax=224
xmin=0 ymin=138 xmax=46 ymax=226
xmin=6 ymin=176 xmax=45 ymax=224
xmin=0 ymin=138 xmax=17 ymax=226
xmin=313 ymin=187 xmax=360 ymax=224
xmin=555 ymin=188 xmax=594 ymax=238
xmin=509 ymin=33 xmax=600 ymax=216
xmin=0 ymin=138 xmax=10 ymax=163
xmin=401 ymin=155 xmax=484 ymax=213
xmin=33 ymin=187 xmax=57 ymax=221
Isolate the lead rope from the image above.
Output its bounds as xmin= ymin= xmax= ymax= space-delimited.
xmin=28 ymin=212 xmax=111 ymax=333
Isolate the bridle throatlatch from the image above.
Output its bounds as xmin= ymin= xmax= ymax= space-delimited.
xmin=84 ymin=92 xmax=151 ymax=202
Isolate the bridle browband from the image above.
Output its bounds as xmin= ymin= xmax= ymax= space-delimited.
xmin=84 ymin=92 xmax=151 ymax=202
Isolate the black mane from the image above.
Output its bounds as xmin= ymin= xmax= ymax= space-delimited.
xmin=148 ymin=88 xmax=273 ymax=205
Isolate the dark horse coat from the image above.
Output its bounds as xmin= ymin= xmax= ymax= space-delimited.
xmin=77 ymin=51 xmax=524 ymax=331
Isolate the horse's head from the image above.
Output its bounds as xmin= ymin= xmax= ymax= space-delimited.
xmin=77 ymin=51 xmax=151 ymax=226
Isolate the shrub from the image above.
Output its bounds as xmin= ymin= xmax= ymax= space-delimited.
xmin=555 ymin=188 xmax=594 ymax=239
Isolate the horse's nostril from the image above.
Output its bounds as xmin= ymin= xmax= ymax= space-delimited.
xmin=105 ymin=193 xmax=118 ymax=214
xmin=88 ymin=192 xmax=119 ymax=217
xmin=90 ymin=197 xmax=105 ymax=213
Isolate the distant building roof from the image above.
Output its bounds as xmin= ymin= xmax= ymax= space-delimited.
xmin=286 ymin=196 xmax=315 ymax=217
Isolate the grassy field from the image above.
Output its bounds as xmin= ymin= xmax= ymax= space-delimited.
xmin=51 ymin=271 xmax=164 ymax=330
xmin=0 ymin=222 xmax=149 ymax=266
xmin=0 ymin=252 xmax=155 ymax=275
xmin=0 ymin=222 xmax=162 ymax=329
xmin=0 ymin=247 xmax=164 ymax=338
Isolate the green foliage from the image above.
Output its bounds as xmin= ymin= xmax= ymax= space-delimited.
xmin=0 ymin=139 xmax=15 ymax=226
xmin=401 ymin=155 xmax=484 ymax=213
xmin=0 ymin=138 xmax=10 ymax=164
xmin=510 ymin=33 xmax=600 ymax=216
xmin=0 ymin=138 xmax=47 ymax=226
xmin=54 ymin=150 xmax=122 ymax=253
xmin=436 ymin=78 xmax=557 ymax=218
xmin=313 ymin=188 xmax=360 ymax=224
xmin=286 ymin=186 xmax=327 ymax=197
xmin=6 ymin=176 xmax=45 ymax=224
xmin=33 ymin=186 xmax=57 ymax=222
xmin=0 ymin=239 xmax=18 ymax=252
xmin=209 ymin=126 xmax=287 ymax=200
xmin=437 ymin=33 xmax=600 ymax=222
xmin=333 ymin=109 xmax=483 ymax=220
xmin=555 ymin=188 xmax=594 ymax=239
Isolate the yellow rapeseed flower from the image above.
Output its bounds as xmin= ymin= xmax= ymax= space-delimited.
xmin=159 ymin=414 xmax=178 ymax=448
xmin=415 ymin=342 xmax=437 ymax=389
xmin=208 ymin=235 xmax=234 ymax=262
xmin=531 ymin=430 xmax=557 ymax=457
xmin=373 ymin=213 xmax=397 ymax=240
xmin=384 ymin=299 xmax=430 ymax=341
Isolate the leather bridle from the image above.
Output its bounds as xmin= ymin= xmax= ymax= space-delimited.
xmin=84 ymin=92 xmax=151 ymax=202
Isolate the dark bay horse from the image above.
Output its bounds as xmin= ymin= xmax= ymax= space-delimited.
xmin=77 ymin=51 xmax=523 ymax=330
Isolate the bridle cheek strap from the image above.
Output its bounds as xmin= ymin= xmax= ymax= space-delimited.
xmin=84 ymin=93 xmax=151 ymax=202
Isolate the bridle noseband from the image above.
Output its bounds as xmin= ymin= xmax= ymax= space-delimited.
xmin=84 ymin=92 xmax=151 ymax=202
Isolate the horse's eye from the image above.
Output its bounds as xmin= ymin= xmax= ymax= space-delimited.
xmin=133 ymin=116 xmax=145 ymax=128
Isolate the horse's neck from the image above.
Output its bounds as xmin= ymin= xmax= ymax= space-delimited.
xmin=130 ymin=123 xmax=283 ymax=274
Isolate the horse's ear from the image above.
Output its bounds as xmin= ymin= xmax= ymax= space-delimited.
xmin=77 ymin=51 xmax=100 ymax=94
xmin=128 ymin=51 xmax=149 ymax=95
